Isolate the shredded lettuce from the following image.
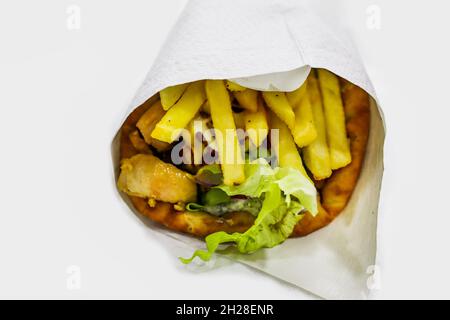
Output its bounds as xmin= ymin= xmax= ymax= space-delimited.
xmin=180 ymin=158 xmax=317 ymax=264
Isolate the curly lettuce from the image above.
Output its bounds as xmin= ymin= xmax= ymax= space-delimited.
xmin=180 ymin=158 xmax=317 ymax=263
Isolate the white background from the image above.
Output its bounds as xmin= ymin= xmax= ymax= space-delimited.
xmin=0 ymin=0 xmax=449 ymax=299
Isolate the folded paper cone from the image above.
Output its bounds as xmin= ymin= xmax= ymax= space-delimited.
xmin=111 ymin=0 xmax=385 ymax=299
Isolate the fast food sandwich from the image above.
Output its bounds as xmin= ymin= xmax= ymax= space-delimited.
xmin=117 ymin=69 xmax=370 ymax=262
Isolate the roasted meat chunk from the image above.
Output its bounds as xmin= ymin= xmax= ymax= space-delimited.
xmin=118 ymin=154 xmax=197 ymax=203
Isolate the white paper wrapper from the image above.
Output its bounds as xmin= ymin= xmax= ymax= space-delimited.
xmin=111 ymin=0 xmax=385 ymax=299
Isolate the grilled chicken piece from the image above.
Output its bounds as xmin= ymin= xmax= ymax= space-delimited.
xmin=118 ymin=154 xmax=197 ymax=203
xmin=136 ymin=100 xmax=171 ymax=152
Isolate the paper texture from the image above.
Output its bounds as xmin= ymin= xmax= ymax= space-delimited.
xmin=112 ymin=0 xmax=385 ymax=299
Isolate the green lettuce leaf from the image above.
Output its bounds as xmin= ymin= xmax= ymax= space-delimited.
xmin=217 ymin=158 xmax=274 ymax=198
xmin=274 ymin=166 xmax=317 ymax=213
xmin=180 ymin=159 xmax=317 ymax=264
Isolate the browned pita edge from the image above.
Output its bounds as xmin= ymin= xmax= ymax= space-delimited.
xmin=293 ymin=79 xmax=370 ymax=236
xmin=118 ymin=79 xmax=370 ymax=238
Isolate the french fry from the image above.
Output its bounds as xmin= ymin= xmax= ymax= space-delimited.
xmin=292 ymin=85 xmax=317 ymax=147
xmin=151 ymin=81 xmax=206 ymax=143
xmin=188 ymin=116 xmax=209 ymax=165
xmin=302 ymin=72 xmax=332 ymax=179
xmin=233 ymin=89 xmax=258 ymax=112
xmin=262 ymin=91 xmax=295 ymax=130
xmin=269 ymin=110 xmax=309 ymax=179
xmin=136 ymin=100 xmax=171 ymax=151
xmin=225 ymin=80 xmax=246 ymax=92
xmin=286 ymin=81 xmax=307 ymax=108
xmin=159 ymin=83 xmax=189 ymax=110
xmin=317 ymin=69 xmax=351 ymax=169
xmin=285 ymin=81 xmax=317 ymax=147
xmin=244 ymin=96 xmax=268 ymax=146
xmin=206 ymin=80 xmax=245 ymax=185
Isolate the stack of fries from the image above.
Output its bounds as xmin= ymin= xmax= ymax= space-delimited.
xmin=138 ymin=68 xmax=351 ymax=184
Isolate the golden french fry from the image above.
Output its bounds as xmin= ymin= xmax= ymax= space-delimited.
xmin=286 ymin=81 xmax=307 ymax=108
xmin=206 ymin=80 xmax=245 ymax=185
xmin=269 ymin=110 xmax=309 ymax=180
xmin=292 ymin=85 xmax=317 ymax=148
xmin=317 ymin=69 xmax=351 ymax=169
xmin=302 ymin=72 xmax=332 ymax=179
xmin=244 ymin=97 xmax=268 ymax=146
xmin=262 ymin=91 xmax=295 ymax=130
xmin=159 ymin=83 xmax=189 ymax=111
xmin=225 ymin=80 xmax=246 ymax=92
xmin=188 ymin=116 xmax=209 ymax=165
xmin=151 ymin=81 xmax=206 ymax=143
xmin=233 ymin=89 xmax=258 ymax=112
